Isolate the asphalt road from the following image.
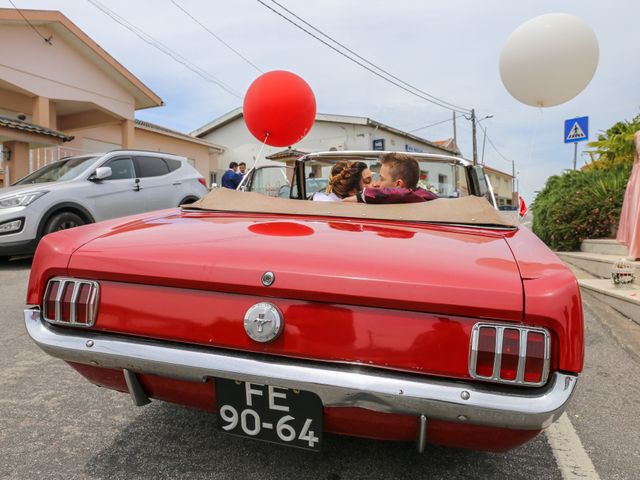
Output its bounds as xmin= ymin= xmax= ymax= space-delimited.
xmin=1 ymin=258 xmax=638 ymax=480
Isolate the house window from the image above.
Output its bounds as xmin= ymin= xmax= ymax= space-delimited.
xmin=438 ymin=174 xmax=448 ymax=194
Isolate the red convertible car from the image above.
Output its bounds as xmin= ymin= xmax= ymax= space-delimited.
xmin=24 ymin=151 xmax=583 ymax=453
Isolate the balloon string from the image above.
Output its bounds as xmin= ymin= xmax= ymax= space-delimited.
xmin=252 ymin=133 xmax=270 ymax=169
xmin=528 ymin=108 xmax=543 ymax=165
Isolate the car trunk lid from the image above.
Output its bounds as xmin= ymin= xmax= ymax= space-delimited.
xmin=67 ymin=211 xmax=523 ymax=321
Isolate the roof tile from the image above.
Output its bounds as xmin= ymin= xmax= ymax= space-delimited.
xmin=0 ymin=115 xmax=73 ymax=142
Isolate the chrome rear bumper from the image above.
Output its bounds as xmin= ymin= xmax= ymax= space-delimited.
xmin=25 ymin=308 xmax=577 ymax=431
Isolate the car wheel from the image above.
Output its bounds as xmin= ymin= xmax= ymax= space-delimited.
xmin=43 ymin=212 xmax=85 ymax=235
xmin=179 ymin=197 xmax=198 ymax=206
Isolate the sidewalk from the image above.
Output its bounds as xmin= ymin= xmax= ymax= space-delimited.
xmin=556 ymin=238 xmax=640 ymax=325
xmin=562 ymin=260 xmax=640 ymax=326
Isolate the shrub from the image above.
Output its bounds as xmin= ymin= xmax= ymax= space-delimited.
xmin=532 ymin=113 xmax=638 ymax=251
xmin=532 ymin=164 xmax=631 ymax=251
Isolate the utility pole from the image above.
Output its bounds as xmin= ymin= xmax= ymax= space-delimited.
xmin=512 ymin=159 xmax=517 ymax=204
xmin=481 ymin=129 xmax=487 ymax=165
xmin=471 ymin=108 xmax=478 ymax=165
xmin=452 ymin=111 xmax=457 ymax=147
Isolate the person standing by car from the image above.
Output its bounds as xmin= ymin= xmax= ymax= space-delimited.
xmin=617 ymin=130 xmax=640 ymax=260
xmin=238 ymin=162 xmax=247 ymax=176
xmin=344 ymin=152 xmax=438 ymax=204
xmin=221 ymin=162 xmax=242 ymax=189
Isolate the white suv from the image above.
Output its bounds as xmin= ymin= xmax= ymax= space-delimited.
xmin=0 ymin=150 xmax=208 ymax=258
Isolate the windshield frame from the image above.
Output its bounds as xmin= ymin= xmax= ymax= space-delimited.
xmin=290 ymin=151 xmax=494 ymax=205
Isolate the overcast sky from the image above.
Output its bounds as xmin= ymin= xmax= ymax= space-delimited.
xmin=6 ymin=0 xmax=640 ymax=202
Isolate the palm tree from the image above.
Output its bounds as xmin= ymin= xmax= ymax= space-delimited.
xmin=585 ymin=113 xmax=640 ymax=170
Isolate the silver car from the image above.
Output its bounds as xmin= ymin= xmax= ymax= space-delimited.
xmin=0 ymin=150 xmax=208 ymax=258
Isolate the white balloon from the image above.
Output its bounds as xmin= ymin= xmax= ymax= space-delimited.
xmin=499 ymin=13 xmax=599 ymax=107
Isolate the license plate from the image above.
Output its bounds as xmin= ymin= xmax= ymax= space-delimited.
xmin=215 ymin=378 xmax=323 ymax=451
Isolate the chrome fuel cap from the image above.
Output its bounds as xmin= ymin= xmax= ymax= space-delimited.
xmin=244 ymin=302 xmax=283 ymax=343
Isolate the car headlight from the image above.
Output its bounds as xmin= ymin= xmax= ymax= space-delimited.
xmin=0 ymin=191 xmax=47 ymax=208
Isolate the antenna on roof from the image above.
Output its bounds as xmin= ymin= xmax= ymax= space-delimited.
xmin=8 ymin=0 xmax=53 ymax=45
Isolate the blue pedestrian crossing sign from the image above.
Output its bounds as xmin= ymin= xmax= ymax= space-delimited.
xmin=564 ymin=116 xmax=589 ymax=143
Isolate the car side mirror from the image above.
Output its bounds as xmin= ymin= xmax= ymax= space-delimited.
xmin=90 ymin=166 xmax=112 ymax=182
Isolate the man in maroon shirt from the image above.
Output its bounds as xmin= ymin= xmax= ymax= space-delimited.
xmin=344 ymin=152 xmax=438 ymax=203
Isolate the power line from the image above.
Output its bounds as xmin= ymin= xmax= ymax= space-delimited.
xmin=9 ymin=0 xmax=53 ymax=45
xmin=476 ymin=122 xmax=513 ymax=164
xmin=267 ymin=0 xmax=470 ymax=114
xmin=409 ymin=114 xmax=464 ymax=133
xmin=169 ymin=0 xmax=263 ymax=74
xmin=86 ymin=0 xmax=241 ymax=99
xmin=257 ymin=0 xmax=470 ymax=114
xmin=260 ymin=0 xmax=469 ymax=114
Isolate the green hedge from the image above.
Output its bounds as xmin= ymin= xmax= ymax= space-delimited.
xmin=531 ymin=164 xmax=631 ymax=251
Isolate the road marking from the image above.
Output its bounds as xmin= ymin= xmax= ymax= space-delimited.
xmin=546 ymin=413 xmax=600 ymax=479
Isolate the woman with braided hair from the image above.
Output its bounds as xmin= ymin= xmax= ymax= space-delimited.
xmin=312 ymin=161 xmax=373 ymax=202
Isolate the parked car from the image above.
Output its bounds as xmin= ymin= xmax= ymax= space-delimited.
xmin=24 ymin=151 xmax=583 ymax=453
xmin=0 ymin=150 xmax=207 ymax=257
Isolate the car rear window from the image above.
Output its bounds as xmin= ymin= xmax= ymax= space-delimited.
xmin=165 ymin=158 xmax=182 ymax=172
xmin=134 ymin=156 xmax=171 ymax=177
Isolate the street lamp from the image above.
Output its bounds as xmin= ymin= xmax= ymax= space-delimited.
xmin=478 ymin=115 xmax=494 ymax=164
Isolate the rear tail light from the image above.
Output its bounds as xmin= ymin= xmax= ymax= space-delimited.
xmin=474 ymin=327 xmax=496 ymax=377
xmin=42 ymin=278 xmax=99 ymax=327
xmin=524 ymin=332 xmax=546 ymax=383
xmin=469 ymin=323 xmax=550 ymax=387
xmin=198 ymin=178 xmax=207 ymax=187
xmin=500 ymin=329 xmax=520 ymax=381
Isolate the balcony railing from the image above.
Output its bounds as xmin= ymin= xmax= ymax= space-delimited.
xmin=29 ymin=146 xmax=88 ymax=173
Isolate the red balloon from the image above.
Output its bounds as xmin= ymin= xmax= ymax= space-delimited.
xmin=243 ymin=71 xmax=316 ymax=147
